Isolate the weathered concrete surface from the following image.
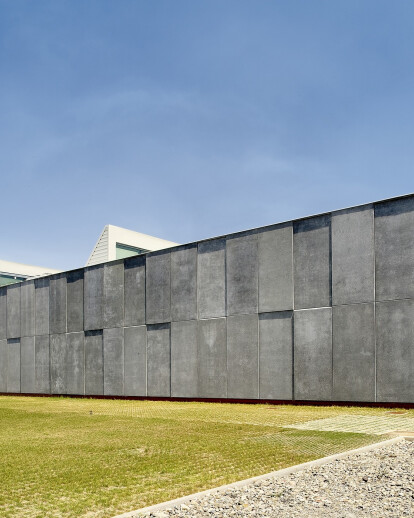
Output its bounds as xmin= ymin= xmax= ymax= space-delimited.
xmin=197 ymin=239 xmax=226 ymax=319
xmin=259 ymin=312 xmax=293 ymax=400
xmin=375 ymin=197 xmax=414 ymax=301
xmin=20 ymin=281 xmax=35 ymax=337
xmin=197 ymin=318 xmax=227 ymax=398
xmin=84 ymin=265 xmax=104 ymax=331
xmin=294 ymin=308 xmax=332 ymax=401
xmin=7 ymin=284 xmax=20 ymax=339
xmin=376 ymin=299 xmax=414 ymax=403
xmin=35 ymin=335 xmax=50 ymax=394
xmin=35 ymin=278 xmax=49 ymax=336
xmin=147 ymin=323 xmax=170 ymax=396
xmin=49 ymin=275 xmax=67 ymax=335
xmin=124 ymin=255 xmax=146 ymax=327
xmin=66 ymin=332 xmax=84 ymax=395
xmin=171 ymin=246 xmax=197 ymax=322
xmin=103 ymin=327 xmax=124 ymax=396
xmin=332 ymin=206 xmax=374 ymax=305
xmin=85 ymin=330 xmax=103 ymax=395
xmin=226 ymin=234 xmax=258 ymax=316
xmin=2 ymin=193 xmax=414 ymax=404
xmin=333 ymin=303 xmax=375 ymax=402
xmin=0 ymin=288 xmax=6 ymax=340
xmin=124 ymin=325 xmax=146 ymax=396
xmin=50 ymin=334 xmax=67 ymax=394
xmin=67 ymin=270 xmax=84 ymax=332
xmin=146 ymin=252 xmax=171 ymax=324
xmin=294 ymin=216 xmax=331 ymax=309
xmin=104 ymin=262 xmax=124 ymax=329
xmin=7 ymin=339 xmax=21 ymax=393
xmin=20 ymin=336 xmax=35 ymax=393
xmin=227 ymin=314 xmax=258 ymax=399
xmin=171 ymin=320 xmax=197 ymax=397
xmin=0 ymin=339 xmax=7 ymax=392
xmin=258 ymin=224 xmax=293 ymax=312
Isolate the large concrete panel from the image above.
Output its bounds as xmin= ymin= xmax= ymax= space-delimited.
xmin=259 ymin=312 xmax=293 ymax=400
xmin=50 ymin=333 xmax=67 ymax=394
xmin=376 ymin=299 xmax=414 ymax=403
xmin=147 ymin=323 xmax=170 ymax=397
xmin=332 ymin=303 xmax=375 ymax=402
xmin=0 ymin=288 xmax=6 ymax=340
xmin=20 ymin=336 xmax=35 ymax=393
xmin=293 ymin=215 xmax=331 ymax=309
xmin=20 ymin=281 xmax=35 ymax=337
xmin=66 ymin=332 xmax=85 ymax=395
xmin=124 ymin=255 xmax=146 ymax=327
xmin=35 ymin=335 xmax=50 ymax=394
xmin=146 ymin=252 xmax=171 ymax=324
xmin=375 ymin=197 xmax=414 ymax=301
xmin=226 ymin=234 xmax=258 ymax=316
xmin=7 ymin=339 xmax=20 ymax=393
xmin=85 ymin=330 xmax=104 ymax=395
xmin=49 ymin=275 xmax=67 ymax=335
xmin=197 ymin=318 xmax=227 ymax=398
xmin=35 ymin=278 xmax=49 ymax=336
xmin=171 ymin=320 xmax=197 ymax=397
xmin=103 ymin=327 xmax=124 ymax=396
xmin=67 ymin=270 xmax=84 ymax=332
xmin=7 ymin=284 xmax=20 ymax=339
xmin=0 ymin=339 xmax=7 ymax=392
xmin=258 ymin=224 xmax=293 ymax=312
xmin=84 ymin=265 xmax=104 ymax=331
xmin=227 ymin=314 xmax=259 ymax=399
xmin=197 ymin=239 xmax=226 ymax=319
xmin=104 ymin=262 xmax=124 ymax=329
xmin=332 ymin=206 xmax=374 ymax=305
xmin=171 ymin=246 xmax=197 ymax=322
xmin=294 ymin=308 xmax=332 ymax=401
xmin=124 ymin=325 xmax=146 ymax=396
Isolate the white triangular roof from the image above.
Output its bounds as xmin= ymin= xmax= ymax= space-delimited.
xmin=86 ymin=225 xmax=179 ymax=266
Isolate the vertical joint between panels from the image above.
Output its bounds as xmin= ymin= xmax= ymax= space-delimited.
xmin=373 ymin=208 xmax=377 ymax=403
xmin=224 ymin=239 xmax=228 ymax=398
xmin=257 ymin=314 xmax=260 ymax=399
xmin=145 ymin=327 xmax=148 ymax=397
xmin=291 ymin=311 xmax=295 ymax=401
xmin=291 ymin=224 xmax=295 ymax=400
xmin=329 ymin=217 xmax=333 ymax=402
xmin=257 ymin=236 xmax=260 ymax=399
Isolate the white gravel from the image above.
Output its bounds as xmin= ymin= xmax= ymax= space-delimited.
xmin=142 ymin=439 xmax=414 ymax=518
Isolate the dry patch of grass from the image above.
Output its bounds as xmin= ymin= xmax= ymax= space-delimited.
xmin=0 ymin=397 xmax=409 ymax=517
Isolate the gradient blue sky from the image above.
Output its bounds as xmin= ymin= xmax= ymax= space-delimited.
xmin=1 ymin=1 xmax=413 ymax=270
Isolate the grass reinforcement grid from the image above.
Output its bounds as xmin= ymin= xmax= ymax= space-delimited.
xmin=1 ymin=397 xmax=413 ymax=517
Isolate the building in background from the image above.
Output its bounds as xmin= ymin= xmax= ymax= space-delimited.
xmin=86 ymin=225 xmax=179 ymax=266
xmin=0 ymin=260 xmax=61 ymax=287
xmin=0 ymin=225 xmax=179 ymax=286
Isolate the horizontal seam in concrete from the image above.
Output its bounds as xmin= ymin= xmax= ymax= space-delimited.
xmin=331 ymin=300 xmax=375 ymax=308
xmin=294 ymin=296 xmax=414 ymax=310
xmin=111 ymin=436 xmax=404 ymax=518
xmin=330 ymin=297 xmax=414 ymax=308
xmin=170 ymin=318 xmax=198 ymax=323
xmin=293 ymin=306 xmax=332 ymax=312
xmin=374 ymin=296 xmax=414 ymax=304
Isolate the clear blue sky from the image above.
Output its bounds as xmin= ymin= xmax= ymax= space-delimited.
xmin=1 ymin=1 xmax=413 ymax=270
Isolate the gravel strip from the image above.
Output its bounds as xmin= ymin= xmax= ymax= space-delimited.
xmin=141 ymin=440 xmax=414 ymax=518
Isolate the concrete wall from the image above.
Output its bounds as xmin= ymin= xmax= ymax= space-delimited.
xmin=1 ymin=193 xmax=414 ymax=403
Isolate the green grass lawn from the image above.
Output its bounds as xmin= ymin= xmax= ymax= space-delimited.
xmin=0 ymin=397 xmax=411 ymax=518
